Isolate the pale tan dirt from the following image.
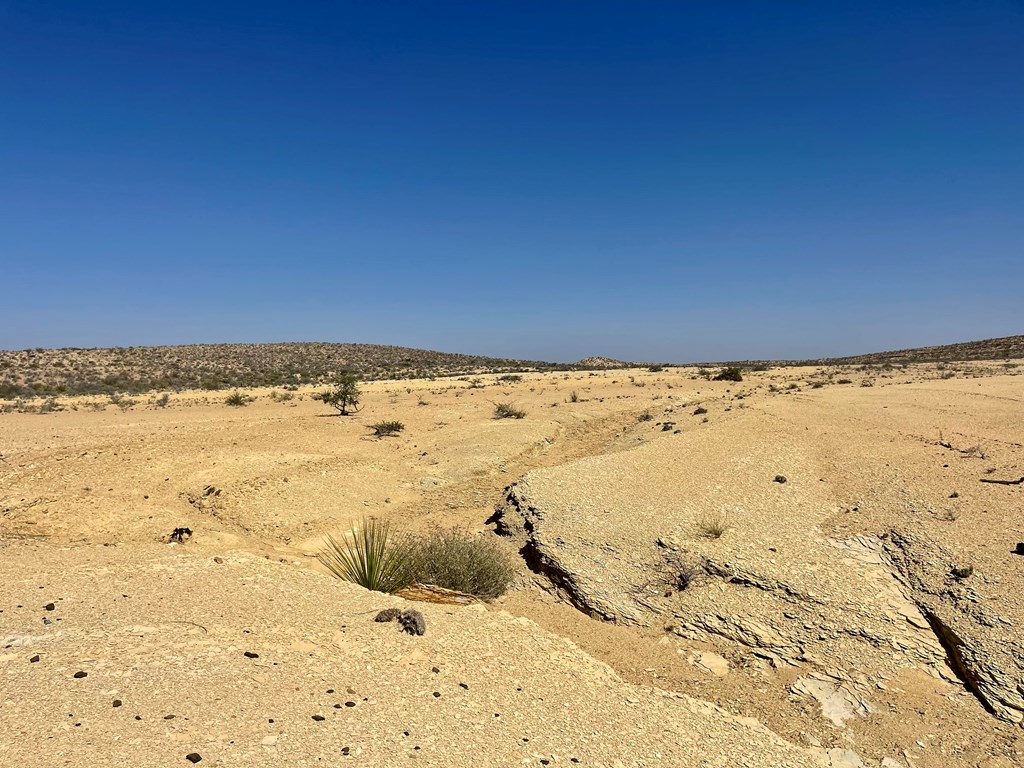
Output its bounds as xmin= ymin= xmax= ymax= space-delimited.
xmin=2 ymin=364 xmax=1023 ymax=767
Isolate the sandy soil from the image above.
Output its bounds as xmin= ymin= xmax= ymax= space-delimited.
xmin=2 ymin=363 xmax=1022 ymax=767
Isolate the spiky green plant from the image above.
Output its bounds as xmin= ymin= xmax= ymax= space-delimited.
xmin=318 ymin=518 xmax=412 ymax=593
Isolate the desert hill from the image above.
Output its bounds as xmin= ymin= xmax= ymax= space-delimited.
xmin=2 ymin=334 xmax=1021 ymax=400
xmin=0 ymin=342 xmax=563 ymax=398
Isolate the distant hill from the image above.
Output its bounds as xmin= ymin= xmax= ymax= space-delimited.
xmin=574 ymin=356 xmax=628 ymax=369
xmin=696 ymin=334 xmax=1024 ymax=369
xmin=814 ymin=334 xmax=1024 ymax=366
xmin=0 ymin=342 xmax=564 ymax=398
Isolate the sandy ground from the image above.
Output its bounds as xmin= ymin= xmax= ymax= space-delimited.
xmin=2 ymin=363 xmax=1023 ymax=767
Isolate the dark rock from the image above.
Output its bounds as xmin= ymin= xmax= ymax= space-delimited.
xmin=29 ymin=655 xmax=40 ymax=663
xmin=73 ymin=671 xmax=87 ymax=679
xmin=168 ymin=527 xmax=193 ymax=543
xmin=312 ymin=714 xmax=325 ymax=721
xmin=774 ymin=475 xmax=787 ymax=483
xmin=112 ymin=699 xmax=122 ymax=708
xmin=243 ymin=651 xmax=259 ymax=659
xmin=185 ymin=753 xmax=202 ymax=763
xmin=44 ymin=603 xmax=55 ymax=611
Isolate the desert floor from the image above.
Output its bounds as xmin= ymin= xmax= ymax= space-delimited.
xmin=2 ymin=363 xmax=1022 ymax=767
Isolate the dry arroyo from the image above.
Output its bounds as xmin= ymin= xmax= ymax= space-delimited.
xmin=2 ymin=358 xmax=1023 ymax=766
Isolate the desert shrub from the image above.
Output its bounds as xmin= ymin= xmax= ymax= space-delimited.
xmin=836 ymin=378 xmax=852 ymax=384
xmin=493 ymin=402 xmax=526 ymax=419
xmin=693 ymin=406 xmax=708 ymax=415
xmin=647 ymin=365 xmax=664 ymax=372
xmin=713 ymin=367 xmax=743 ymax=382
xmin=497 ymin=374 xmax=522 ymax=383
xmin=402 ymin=528 xmax=513 ymax=599
xmin=569 ymin=390 xmax=579 ymax=402
xmin=697 ymin=513 xmax=730 ymax=539
xmin=637 ymin=411 xmax=653 ymax=422
xmin=154 ymin=392 xmax=171 ymax=407
xmin=316 ymin=372 xmax=361 ymax=415
xmin=370 ymin=420 xmax=405 ymax=438
xmin=225 ymin=391 xmax=249 ymax=407
xmin=318 ymin=518 xmax=412 ymax=594
xmin=672 ymin=559 xmax=705 ymax=591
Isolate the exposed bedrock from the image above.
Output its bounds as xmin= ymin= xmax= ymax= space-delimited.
xmin=492 ymin=414 xmax=1024 ymax=728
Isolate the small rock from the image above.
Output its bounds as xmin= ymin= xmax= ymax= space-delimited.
xmin=73 ymin=671 xmax=87 ymax=679
xmin=243 ymin=651 xmax=259 ymax=659
xmin=312 ymin=714 xmax=325 ymax=721
xmin=185 ymin=754 xmax=202 ymax=764
xmin=774 ymin=475 xmax=787 ymax=483
xmin=44 ymin=603 xmax=55 ymax=611
xmin=112 ymin=699 xmax=122 ymax=708
xmin=261 ymin=735 xmax=277 ymax=746
xmin=29 ymin=655 xmax=40 ymax=663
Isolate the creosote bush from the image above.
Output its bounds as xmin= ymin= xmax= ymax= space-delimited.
xmin=402 ymin=528 xmax=514 ymax=599
xmin=370 ymin=420 xmax=405 ymax=438
xmin=713 ymin=367 xmax=744 ymax=382
xmin=493 ymin=401 xmax=526 ymax=419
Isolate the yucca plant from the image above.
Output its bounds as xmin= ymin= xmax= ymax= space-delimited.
xmin=318 ymin=518 xmax=412 ymax=593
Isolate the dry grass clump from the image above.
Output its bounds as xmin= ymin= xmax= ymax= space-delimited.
xmin=370 ymin=420 xmax=405 ymax=438
xmin=697 ymin=513 xmax=730 ymax=539
xmin=402 ymin=528 xmax=514 ymax=600
xmin=493 ymin=402 xmax=526 ymax=419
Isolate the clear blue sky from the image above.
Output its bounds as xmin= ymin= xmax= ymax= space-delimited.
xmin=2 ymin=2 xmax=1021 ymax=362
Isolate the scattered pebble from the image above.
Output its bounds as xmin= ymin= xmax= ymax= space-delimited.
xmin=185 ymin=753 xmax=202 ymax=764
xmin=73 ymin=671 xmax=87 ymax=679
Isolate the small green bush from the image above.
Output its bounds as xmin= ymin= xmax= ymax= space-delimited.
xmin=402 ymin=528 xmax=514 ymax=599
xmin=497 ymin=374 xmax=522 ymax=383
xmin=316 ymin=372 xmax=361 ymax=415
xmin=493 ymin=402 xmax=526 ymax=419
xmin=713 ymin=367 xmax=743 ymax=382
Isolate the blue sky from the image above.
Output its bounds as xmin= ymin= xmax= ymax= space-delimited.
xmin=1 ymin=2 xmax=1021 ymax=362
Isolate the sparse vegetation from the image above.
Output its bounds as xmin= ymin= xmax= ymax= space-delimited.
xmin=370 ymin=420 xmax=405 ymax=438
xmin=225 ymin=391 xmax=250 ymax=407
xmin=697 ymin=513 xmax=730 ymax=539
xmin=713 ymin=367 xmax=743 ymax=382
xmin=318 ymin=518 xmax=412 ymax=594
xmin=316 ymin=373 xmax=361 ymax=415
xmin=493 ymin=402 xmax=526 ymax=419
xmin=402 ymin=528 xmax=514 ymax=599
xmin=569 ymin=390 xmax=580 ymax=402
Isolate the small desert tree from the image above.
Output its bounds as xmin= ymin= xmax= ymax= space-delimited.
xmin=317 ymin=373 xmax=361 ymax=415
